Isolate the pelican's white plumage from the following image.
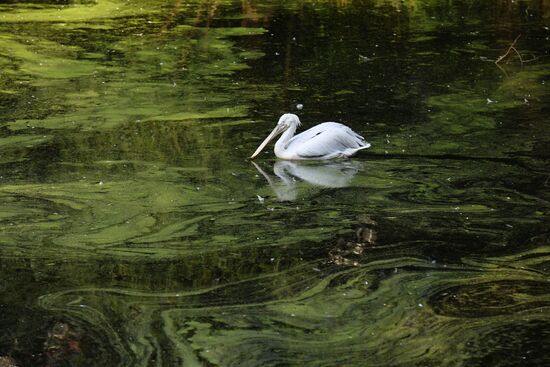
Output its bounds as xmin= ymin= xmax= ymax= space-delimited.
xmin=250 ymin=114 xmax=370 ymax=160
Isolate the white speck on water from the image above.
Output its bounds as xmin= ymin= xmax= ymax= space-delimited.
xmin=296 ymin=103 xmax=303 ymax=110
xmin=98 ymin=181 xmax=104 ymax=185
xmin=364 ymin=280 xmax=369 ymax=284
xmin=275 ymin=52 xmax=280 ymax=56
xmin=418 ymin=303 xmax=424 ymax=307
xmin=256 ymin=195 xmax=265 ymax=203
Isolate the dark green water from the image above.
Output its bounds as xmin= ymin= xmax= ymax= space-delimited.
xmin=1 ymin=0 xmax=549 ymax=366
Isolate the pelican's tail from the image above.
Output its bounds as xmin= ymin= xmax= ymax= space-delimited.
xmin=343 ymin=142 xmax=371 ymax=157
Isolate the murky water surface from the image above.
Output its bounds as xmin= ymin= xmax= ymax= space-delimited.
xmin=1 ymin=1 xmax=549 ymax=366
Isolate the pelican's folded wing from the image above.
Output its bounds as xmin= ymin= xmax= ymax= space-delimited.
xmin=286 ymin=122 xmax=368 ymax=159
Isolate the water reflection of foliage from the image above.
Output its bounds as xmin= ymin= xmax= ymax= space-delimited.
xmin=0 ymin=0 xmax=267 ymax=157
xmin=30 ymin=236 xmax=549 ymax=366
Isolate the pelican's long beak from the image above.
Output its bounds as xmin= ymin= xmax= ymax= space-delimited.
xmin=250 ymin=124 xmax=287 ymax=159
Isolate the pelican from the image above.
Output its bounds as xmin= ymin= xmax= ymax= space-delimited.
xmin=250 ymin=114 xmax=371 ymax=160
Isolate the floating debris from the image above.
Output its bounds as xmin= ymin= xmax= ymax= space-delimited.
xmin=0 ymin=356 xmax=17 ymax=367
xmin=358 ymin=54 xmax=371 ymax=62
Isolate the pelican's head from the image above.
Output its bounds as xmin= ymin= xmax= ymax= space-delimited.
xmin=250 ymin=113 xmax=301 ymax=159
xmin=277 ymin=113 xmax=301 ymax=129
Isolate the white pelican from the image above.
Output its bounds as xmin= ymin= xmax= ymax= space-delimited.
xmin=250 ymin=113 xmax=371 ymax=160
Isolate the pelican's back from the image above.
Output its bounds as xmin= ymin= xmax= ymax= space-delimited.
xmin=286 ymin=122 xmax=370 ymax=159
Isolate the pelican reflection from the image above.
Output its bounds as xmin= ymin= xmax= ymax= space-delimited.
xmin=252 ymin=160 xmax=363 ymax=201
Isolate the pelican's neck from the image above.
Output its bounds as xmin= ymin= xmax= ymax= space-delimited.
xmin=274 ymin=124 xmax=297 ymax=157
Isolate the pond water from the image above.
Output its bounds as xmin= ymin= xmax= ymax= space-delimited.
xmin=1 ymin=0 xmax=549 ymax=366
